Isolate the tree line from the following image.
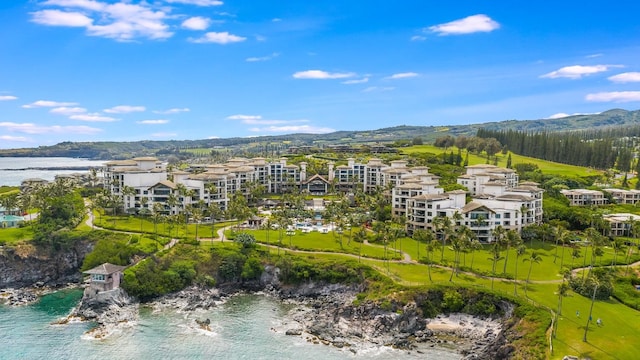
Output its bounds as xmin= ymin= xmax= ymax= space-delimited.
xmin=476 ymin=128 xmax=623 ymax=170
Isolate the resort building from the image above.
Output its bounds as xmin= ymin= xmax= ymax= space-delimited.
xmin=603 ymin=213 xmax=640 ymax=237
xmin=603 ymin=188 xmax=640 ymax=205
xmin=560 ymin=189 xmax=608 ymax=206
xmin=103 ymin=156 xmax=543 ymax=242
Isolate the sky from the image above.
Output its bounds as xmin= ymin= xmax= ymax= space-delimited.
xmin=1 ymin=1 xmax=640 ymax=148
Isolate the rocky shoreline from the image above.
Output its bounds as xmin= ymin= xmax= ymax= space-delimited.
xmin=0 ymin=283 xmax=79 ymax=306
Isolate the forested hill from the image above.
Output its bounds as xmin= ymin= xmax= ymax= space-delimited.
xmin=0 ymin=108 xmax=638 ymax=160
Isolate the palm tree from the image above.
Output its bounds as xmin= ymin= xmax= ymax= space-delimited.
xmin=151 ymin=203 xmax=164 ymax=251
xmin=469 ymin=239 xmax=483 ymax=271
xmin=207 ymin=201 xmax=221 ymax=243
xmin=611 ymin=238 xmax=626 ymax=267
xmin=433 ymin=215 xmax=452 ymax=262
xmin=121 ymin=185 xmax=136 ymax=215
xmin=583 ymin=275 xmax=600 ymax=342
xmin=488 ymin=243 xmax=504 ymax=290
xmin=523 ymin=251 xmax=542 ymax=297
xmin=554 ymin=282 xmax=570 ymax=338
xmin=425 ymin=239 xmax=438 ymax=283
xmin=514 ymin=244 xmax=527 ymax=296
xmin=413 ymin=229 xmax=433 ymax=262
xmin=503 ymin=229 xmax=521 ymax=274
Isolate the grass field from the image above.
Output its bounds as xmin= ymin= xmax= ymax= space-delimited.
xmin=401 ymin=145 xmax=600 ymax=177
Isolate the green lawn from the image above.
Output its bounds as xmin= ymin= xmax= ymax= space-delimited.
xmin=94 ymin=212 xmax=233 ymax=240
xmin=0 ymin=226 xmax=34 ymax=244
xmin=234 ymin=227 xmax=402 ymax=260
xmin=401 ymin=144 xmax=600 ymax=177
xmin=281 ymin=248 xmax=640 ymax=360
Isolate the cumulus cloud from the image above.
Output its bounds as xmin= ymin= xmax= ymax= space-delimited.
xmin=585 ymin=91 xmax=640 ymax=103
xmin=104 ymin=105 xmax=146 ymax=113
xmin=386 ymin=72 xmax=418 ymax=79
xmin=362 ymin=86 xmax=395 ymax=92
xmin=22 ymin=100 xmax=78 ymax=108
xmin=0 ymin=95 xmax=18 ymax=101
xmin=0 ymin=122 xmax=102 ymax=134
xmin=181 ymin=16 xmax=211 ymax=30
xmin=342 ymin=77 xmax=369 ymax=85
xmin=50 ymin=106 xmax=87 ymax=115
xmin=608 ymin=72 xmax=640 ymax=83
xmin=150 ymin=132 xmax=178 ymax=138
xmin=227 ymin=114 xmax=308 ymax=125
xmin=540 ymin=65 xmax=619 ymax=79
xmin=249 ymin=125 xmax=335 ymax=134
xmin=246 ymin=52 xmax=279 ymax=62
xmin=137 ymin=119 xmax=169 ymax=124
xmin=165 ymin=0 xmax=223 ymax=6
xmin=32 ymin=0 xmax=174 ymax=41
xmin=293 ymin=70 xmax=355 ymax=79
xmin=31 ymin=9 xmax=93 ymax=27
xmin=546 ymin=112 xmax=600 ymax=119
xmin=188 ymin=31 xmax=246 ymax=44
xmin=153 ymin=108 xmax=190 ymax=114
xmin=70 ymin=113 xmax=118 ymax=122
xmin=428 ymin=14 xmax=499 ymax=36
xmin=0 ymin=135 xmax=31 ymax=143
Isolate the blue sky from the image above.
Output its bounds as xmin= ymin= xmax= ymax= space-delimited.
xmin=1 ymin=0 xmax=640 ymax=148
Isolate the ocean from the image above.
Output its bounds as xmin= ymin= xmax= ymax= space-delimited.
xmin=0 ymin=157 xmax=106 ymax=187
xmin=0 ymin=291 xmax=459 ymax=360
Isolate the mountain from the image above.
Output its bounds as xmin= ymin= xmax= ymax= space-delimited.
xmin=1 ymin=108 xmax=638 ymax=159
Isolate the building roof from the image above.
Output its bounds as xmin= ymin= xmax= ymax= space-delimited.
xmin=151 ymin=180 xmax=177 ymax=189
xmin=461 ymin=201 xmax=495 ymax=214
xmin=83 ymin=263 xmax=127 ymax=275
xmin=411 ymin=194 xmax=448 ymax=201
xmin=496 ymin=194 xmax=534 ymax=201
xmin=304 ymin=174 xmax=329 ymax=184
xmin=132 ymin=156 xmax=159 ymax=161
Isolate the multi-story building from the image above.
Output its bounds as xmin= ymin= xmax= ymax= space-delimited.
xmin=560 ymin=189 xmax=608 ymax=206
xmin=104 ymin=156 xmax=543 ymax=241
xmin=603 ymin=188 xmax=640 ymax=205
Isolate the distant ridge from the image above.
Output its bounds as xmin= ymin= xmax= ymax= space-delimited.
xmin=0 ymin=108 xmax=638 ymax=159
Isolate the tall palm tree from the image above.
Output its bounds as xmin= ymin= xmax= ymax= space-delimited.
xmin=503 ymin=229 xmax=521 ymax=274
xmin=554 ymin=282 xmax=570 ymax=338
xmin=524 ymin=251 xmax=542 ymax=297
xmin=469 ymin=238 xmax=483 ymax=271
xmin=583 ymin=275 xmax=600 ymax=342
xmin=433 ymin=215 xmax=452 ymax=262
xmin=425 ymin=239 xmax=438 ymax=283
xmin=514 ymin=244 xmax=527 ymax=296
xmin=488 ymin=243 xmax=504 ymax=290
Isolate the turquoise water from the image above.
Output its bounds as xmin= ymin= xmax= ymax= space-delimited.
xmin=0 ymin=157 xmax=105 ymax=186
xmin=0 ymin=291 xmax=459 ymax=360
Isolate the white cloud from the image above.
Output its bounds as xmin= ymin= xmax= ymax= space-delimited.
xmin=33 ymin=1 xmax=174 ymax=41
xmin=154 ymin=108 xmax=190 ymax=114
xmin=540 ymin=65 xmax=619 ymax=79
xmin=246 ymin=52 xmax=279 ymax=62
xmin=386 ymin=72 xmax=419 ymax=79
xmin=188 ymin=31 xmax=246 ymax=44
xmin=342 ymin=77 xmax=369 ymax=85
xmin=104 ymin=105 xmax=146 ymax=113
xmin=227 ymin=114 xmax=262 ymax=121
xmin=43 ymin=0 xmax=106 ymax=12
xmin=150 ymin=132 xmax=178 ymax=138
xmin=585 ymin=91 xmax=640 ymax=103
xmin=0 ymin=135 xmax=31 ymax=142
xmin=546 ymin=112 xmax=600 ymax=119
xmin=31 ymin=9 xmax=93 ymax=27
xmin=50 ymin=106 xmax=87 ymax=115
xmin=272 ymin=18 xmax=281 ymax=22
xmin=411 ymin=35 xmax=426 ymax=41
xmin=362 ymin=86 xmax=395 ymax=92
xmin=137 ymin=119 xmax=169 ymax=124
xmin=22 ymin=100 xmax=78 ymax=108
xmin=70 ymin=113 xmax=118 ymax=122
xmin=181 ymin=16 xmax=210 ymax=30
xmin=249 ymin=125 xmax=335 ymax=134
xmin=293 ymin=70 xmax=355 ymax=80
xmin=608 ymin=72 xmax=640 ymax=83
xmin=0 ymin=122 xmax=102 ymax=134
xmin=0 ymin=95 xmax=17 ymax=101
xmin=207 ymin=136 xmax=220 ymax=139
xmin=428 ymin=14 xmax=499 ymax=36
xmin=586 ymin=53 xmax=603 ymax=58
xmin=227 ymin=114 xmax=310 ymax=125
xmin=165 ymin=0 xmax=223 ymax=6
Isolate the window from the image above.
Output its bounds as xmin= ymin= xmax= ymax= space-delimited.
xmin=92 ymin=274 xmax=105 ymax=282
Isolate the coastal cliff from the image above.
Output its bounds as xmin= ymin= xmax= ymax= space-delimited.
xmin=0 ymin=241 xmax=93 ymax=289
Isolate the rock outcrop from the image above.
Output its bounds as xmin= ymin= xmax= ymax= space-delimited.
xmin=70 ymin=287 xmax=138 ymax=339
xmin=0 ymin=241 xmax=93 ymax=289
